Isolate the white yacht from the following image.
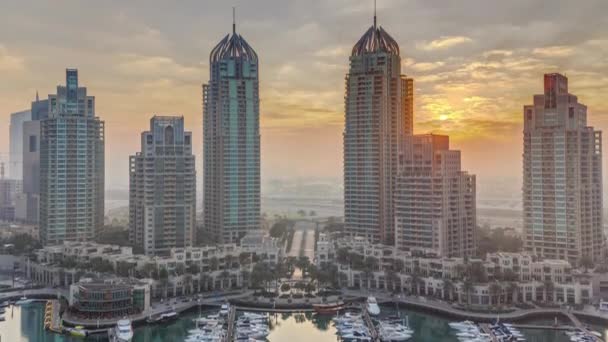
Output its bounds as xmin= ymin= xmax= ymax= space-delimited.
xmin=109 ymin=319 xmax=133 ymax=342
xmin=15 ymin=296 xmax=34 ymax=305
xmin=366 ymin=296 xmax=381 ymax=316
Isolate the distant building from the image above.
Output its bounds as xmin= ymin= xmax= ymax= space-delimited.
xmin=129 ymin=116 xmax=196 ymax=256
xmin=203 ymin=19 xmax=261 ymax=243
xmin=394 ymin=134 xmax=477 ymax=257
xmin=9 ymin=109 xmax=31 ymax=180
xmin=39 ymin=69 xmax=104 ymax=245
xmin=343 ymin=12 xmax=413 ymax=244
xmin=15 ymin=95 xmax=48 ymax=224
xmin=523 ymin=73 xmax=604 ymax=263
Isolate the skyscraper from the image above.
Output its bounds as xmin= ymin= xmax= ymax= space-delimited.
xmin=523 ymin=73 xmax=604 ymax=263
xmin=129 ymin=116 xmax=196 ymax=256
xmin=395 ymin=134 xmax=477 ymax=257
xmin=9 ymin=109 xmax=31 ymax=180
xmin=343 ymin=11 xmax=413 ymax=244
xmin=203 ymin=16 xmax=260 ymax=244
xmin=39 ymin=69 xmax=104 ymax=245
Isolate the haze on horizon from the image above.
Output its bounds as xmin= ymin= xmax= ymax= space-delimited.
xmin=1 ymin=0 xmax=608 ymax=196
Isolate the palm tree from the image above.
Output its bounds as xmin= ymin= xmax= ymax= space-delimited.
xmin=410 ymin=272 xmax=421 ymax=295
xmin=220 ymin=270 xmax=231 ymax=289
xmin=489 ymin=282 xmax=502 ymax=307
xmin=183 ymin=274 xmax=193 ymax=295
xmin=462 ymin=280 xmax=473 ymax=307
xmin=240 ymin=270 xmax=250 ymax=288
xmin=542 ymin=280 xmax=554 ymax=303
xmin=443 ymin=279 xmax=454 ymax=301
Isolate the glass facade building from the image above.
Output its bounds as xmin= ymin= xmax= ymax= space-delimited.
xmin=203 ymin=23 xmax=261 ymax=243
xmin=343 ymin=15 xmax=413 ymax=244
xmin=39 ymin=69 xmax=104 ymax=245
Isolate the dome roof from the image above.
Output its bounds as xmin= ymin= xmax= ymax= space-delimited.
xmin=351 ymin=25 xmax=400 ymax=56
xmin=210 ymin=33 xmax=258 ymax=63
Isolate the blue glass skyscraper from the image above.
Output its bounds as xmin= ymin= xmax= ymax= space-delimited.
xmin=203 ymin=17 xmax=260 ymax=243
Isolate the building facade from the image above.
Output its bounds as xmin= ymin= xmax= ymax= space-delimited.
xmin=523 ymin=73 xmax=604 ymax=263
xmin=203 ymin=22 xmax=261 ymax=243
xmin=394 ymin=134 xmax=477 ymax=257
xmin=68 ymin=278 xmax=150 ymax=319
xmin=39 ymin=69 xmax=104 ymax=245
xmin=9 ymin=109 xmax=31 ymax=180
xmin=129 ymin=116 xmax=196 ymax=256
xmin=343 ymin=14 xmax=413 ymax=244
xmin=15 ymin=96 xmax=48 ymax=223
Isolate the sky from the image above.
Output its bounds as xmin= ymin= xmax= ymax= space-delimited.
xmin=1 ymin=0 xmax=608 ymax=195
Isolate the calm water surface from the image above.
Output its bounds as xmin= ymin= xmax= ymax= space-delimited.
xmin=0 ymin=302 xmax=599 ymax=342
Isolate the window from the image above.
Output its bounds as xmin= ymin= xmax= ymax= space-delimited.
xmin=29 ymin=135 xmax=37 ymax=152
xmin=185 ymin=135 xmax=191 ymax=145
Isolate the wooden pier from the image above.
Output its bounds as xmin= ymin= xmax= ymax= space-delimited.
xmin=361 ymin=306 xmax=379 ymax=342
xmin=224 ymin=306 xmax=236 ymax=342
xmin=479 ymin=324 xmax=499 ymax=342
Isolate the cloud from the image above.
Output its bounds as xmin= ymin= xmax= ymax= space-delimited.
xmin=532 ymin=46 xmax=575 ymax=57
xmin=314 ymin=46 xmax=350 ymax=58
xmin=0 ymin=45 xmax=25 ymax=72
xmin=409 ymin=61 xmax=445 ymax=72
xmin=417 ymin=36 xmax=473 ymax=51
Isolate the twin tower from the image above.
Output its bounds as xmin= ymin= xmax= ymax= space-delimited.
xmin=130 ymin=22 xmax=261 ymax=255
xmin=131 ymin=12 xmax=477 ymax=257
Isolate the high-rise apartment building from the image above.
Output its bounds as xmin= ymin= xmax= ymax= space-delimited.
xmin=9 ymin=109 xmax=31 ymax=180
xmin=39 ymin=69 xmax=104 ymax=245
xmin=203 ymin=20 xmax=260 ymax=243
xmin=523 ymin=73 xmax=604 ymax=263
xmin=129 ymin=116 xmax=196 ymax=256
xmin=343 ymin=13 xmax=413 ymax=244
xmin=394 ymin=134 xmax=477 ymax=257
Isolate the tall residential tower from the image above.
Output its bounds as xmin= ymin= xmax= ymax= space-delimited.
xmin=203 ymin=18 xmax=261 ymax=243
xmin=395 ymin=134 xmax=477 ymax=257
xmin=523 ymin=73 xmax=604 ymax=263
xmin=343 ymin=12 xmax=413 ymax=244
xmin=39 ymin=69 xmax=104 ymax=245
xmin=129 ymin=116 xmax=196 ymax=256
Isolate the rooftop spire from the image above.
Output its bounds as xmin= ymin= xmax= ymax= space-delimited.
xmin=373 ymin=0 xmax=377 ymax=28
xmin=232 ymin=7 xmax=236 ymax=34
xmin=35 ymin=90 xmax=39 ymax=102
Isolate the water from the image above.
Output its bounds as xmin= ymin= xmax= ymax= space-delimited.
xmin=0 ymin=303 xmax=590 ymax=342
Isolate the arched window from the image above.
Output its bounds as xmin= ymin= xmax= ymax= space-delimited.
xmin=164 ymin=125 xmax=174 ymax=144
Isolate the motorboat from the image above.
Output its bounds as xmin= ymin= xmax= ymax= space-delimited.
xmin=66 ymin=326 xmax=88 ymax=338
xmin=219 ymin=303 xmax=230 ymax=316
xmin=109 ymin=319 xmax=133 ymax=342
xmin=15 ymin=296 xmax=34 ymax=305
xmin=366 ymin=296 xmax=380 ymax=316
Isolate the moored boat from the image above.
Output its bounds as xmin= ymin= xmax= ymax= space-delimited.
xmin=313 ymin=301 xmax=345 ymax=314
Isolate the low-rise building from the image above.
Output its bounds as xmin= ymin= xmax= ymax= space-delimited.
xmin=68 ymin=277 xmax=150 ymax=319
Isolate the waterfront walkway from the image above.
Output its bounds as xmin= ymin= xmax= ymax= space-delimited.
xmin=341 ymin=289 xmax=604 ymax=327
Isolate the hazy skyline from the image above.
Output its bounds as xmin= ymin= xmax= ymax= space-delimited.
xmin=1 ymin=0 xmax=608 ymax=191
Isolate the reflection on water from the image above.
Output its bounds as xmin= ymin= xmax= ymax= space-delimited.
xmin=0 ymin=302 xmax=584 ymax=342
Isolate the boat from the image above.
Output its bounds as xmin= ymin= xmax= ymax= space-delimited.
xmin=313 ymin=301 xmax=345 ymax=314
xmin=146 ymin=310 xmax=178 ymax=324
xmin=66 ymin=326 xmax=88 ymax=338
xmin=15 ymin=296 xmax=34 ymax=305
xmin=366 ymin=296 xmax=380 ymax=316
xmin=0 ymin=315 xmax=5 ymax=322
xmin=219 ymin=303 xmax=230 ymax=316
xmin=109 ymin=319 xmax=133 ymax=342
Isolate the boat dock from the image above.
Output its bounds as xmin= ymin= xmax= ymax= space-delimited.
xmin=361 ymin=306 xmax=379 ymax=342
xmin=224 ymin=305 xmax=236 ymax=342
xmin=479 ymin=324 xmax=499 ymax=342
xmin=43 ymin=300 xmax=62 ymax=333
